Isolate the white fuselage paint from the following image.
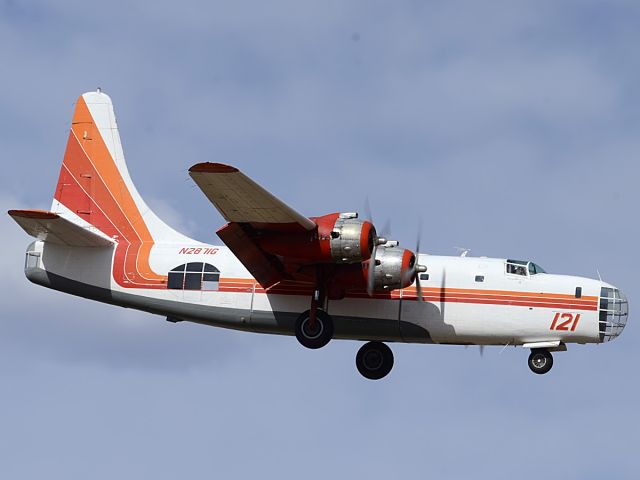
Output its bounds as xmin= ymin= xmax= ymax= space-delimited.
xmin=24 ymin=238 xmax=609 ymax=347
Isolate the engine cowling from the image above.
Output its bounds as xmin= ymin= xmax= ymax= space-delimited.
xmin=369 ymin=244 xmax=417 ymax=291
xmin=326 ymin=243 xmax=419 ymax=298
xmin=325 ymin=213 xmax=376 ymax=264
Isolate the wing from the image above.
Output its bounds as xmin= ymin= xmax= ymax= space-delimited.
xmin=189 ymin=163 xmax=321 ymax=288
xmin=189 ymin=163 xmax=316 ymax=231
xmin=8 ymin=209 xmax=115 ymax=247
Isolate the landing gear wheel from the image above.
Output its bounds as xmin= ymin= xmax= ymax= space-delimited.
xmin=356 ymin=341 xmax=394 ymax=380
xmin=528 ymin=349 xmax=553 ymax=375
xmin=295 ymin=310 xmax=334 ymax=349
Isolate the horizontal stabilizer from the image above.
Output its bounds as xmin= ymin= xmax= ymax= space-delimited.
xmin=189 ymin=163 xmax=316 ymax=232
xmin=8 ymin=209 xmax=115 ymax=247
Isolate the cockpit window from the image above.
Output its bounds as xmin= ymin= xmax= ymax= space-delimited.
xmin=506 ymin=260 xmax=528 ymax=276
xmin=528 ymin=263 xmax=547 ymax=275
xmin=506 ymin=259 xmax=546 ymax=276
xmin=536 ymin=263 xmax=546 ymax=273
xmin=507 ymin=259 xmax=527 ymax=266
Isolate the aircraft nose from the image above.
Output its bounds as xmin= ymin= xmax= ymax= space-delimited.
xmin=599 ymin=285 xmax=629 ymax=342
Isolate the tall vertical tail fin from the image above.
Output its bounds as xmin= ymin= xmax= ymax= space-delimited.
xmin=51 ymin=90 xmax=186 ymax=244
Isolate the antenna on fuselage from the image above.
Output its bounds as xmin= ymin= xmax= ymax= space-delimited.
xmin=455 ymin=247 xmax=471 ymax=257
xmin=597 ymin=268 xmax=603 ymax=282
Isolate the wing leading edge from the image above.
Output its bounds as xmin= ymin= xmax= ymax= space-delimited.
xmin=189 ymin=163 xmax=316 ymax=232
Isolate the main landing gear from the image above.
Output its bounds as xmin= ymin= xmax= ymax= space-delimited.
xmin=295 ymin=280 xmax=335 ymax=349
xmin=528 ymin=349 xmax=553 ymax=375
xmin=293 ymin=307 xmax=395 ymax=380
xmin=356 ymin=341 xmax=394 ymax=380
xmin=294 ymin=309 xmax=334 ymax=349
xmin=294 ymin=273 xmax=395 ymax=379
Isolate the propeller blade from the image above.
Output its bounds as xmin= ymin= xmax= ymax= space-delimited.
xmin=415 ymin=272 xmax=424 ymax=302
xmin=379 ymin=218 xmax=392 ymax=238
xmin=367 ymin=244 xmax=377 ymax=297
xmin=479 ymin=345 xmax=485 ymax=358
xmin=364 ymin=197 xmax=373 ymax=223
xmin=413 ymin=220 xmax=426 ymax=302
xmin=363 ymin=197 xmax=387 ymax=247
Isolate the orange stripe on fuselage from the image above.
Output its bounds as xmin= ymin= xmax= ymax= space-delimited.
xmin=216 ymin=277 xmax=598 ymax=310
xmin=404 ymin=286 xmax=598 ymax=301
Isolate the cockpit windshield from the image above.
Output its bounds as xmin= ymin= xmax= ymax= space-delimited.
xmin=529 ymin=262 xmax=546 ymax=275
xmin=506 ymin=259 xmax=547 ymax=276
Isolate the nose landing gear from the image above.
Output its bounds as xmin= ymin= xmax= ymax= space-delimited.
xmin=528 ymin=349 xmax=553 ymax=375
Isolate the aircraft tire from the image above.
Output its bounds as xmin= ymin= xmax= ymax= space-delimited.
xmin=528 ymin=349 xmax=553 ymax=375
xmin=356 ymin=341 xmax=394 ymax=380
xmin=294 ymin=310 xmax=334 ymax=349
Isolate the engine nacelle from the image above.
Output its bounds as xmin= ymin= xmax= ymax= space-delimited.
xmin=326 ymin=213 xmax=376 ymax=264
xmin=255 ymin=212 xmax=376 ymax=264
xmin=369 ymin=244 xmax=417 ymax=291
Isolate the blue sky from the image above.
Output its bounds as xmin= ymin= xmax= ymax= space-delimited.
xmin=1 ymin=1 xmax=639 ymax=478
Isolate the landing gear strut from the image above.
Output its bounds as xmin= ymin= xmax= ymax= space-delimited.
xmin=528 ymin=349 xmax=553 ymax=375
xmin=356 ymin=341 xmax=394 ymax=380
xmin=295 ymin=274 xmax=335 ymax=349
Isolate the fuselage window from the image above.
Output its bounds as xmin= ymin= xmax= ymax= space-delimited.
xmin=420 ymin=273 xmax=429 ymax=281
xmin=575 ymin=287 xmax=582 ymax=298
xmin=167 ymin=263 xmax=220 ymax=291
xmin=185 ymin=270 xmax=202 ymax=290
xmin=168 ymin=264 xmax=185 ymax=289
xmin=475 ymin=275 xmax=484 ymax=282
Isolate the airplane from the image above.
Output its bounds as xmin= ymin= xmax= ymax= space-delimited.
xmin=9 ymin=90 xmax=629 ymax=379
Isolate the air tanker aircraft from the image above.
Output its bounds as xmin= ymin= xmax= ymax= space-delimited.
xmin=9 ymin=91 xmax=629 ymax=379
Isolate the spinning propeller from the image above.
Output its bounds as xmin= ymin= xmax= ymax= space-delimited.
xmin=364 ymin=199 xmax=426 ymax=298
xmin=413 ymin=227 xmax=427 ymax=302
xmin=364 ymin=198 xmax=388 ymax=297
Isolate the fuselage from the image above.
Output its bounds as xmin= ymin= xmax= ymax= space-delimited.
xmin=22 ymin=237 xmax=627 ymax=347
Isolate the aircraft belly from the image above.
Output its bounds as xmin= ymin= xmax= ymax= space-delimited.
xmin=328 ymin=297 xmax=404 ymax=341
xmin=249 ymin=294 xmax=411 ymax=341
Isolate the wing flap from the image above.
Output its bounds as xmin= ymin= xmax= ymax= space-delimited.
xmin=216 ymin=222 xmax=284 ymax=288
xmin=8 ymin=209 xmax=115 ymax=247
xmin=189 ymin=163 xmax=316 ymax=231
